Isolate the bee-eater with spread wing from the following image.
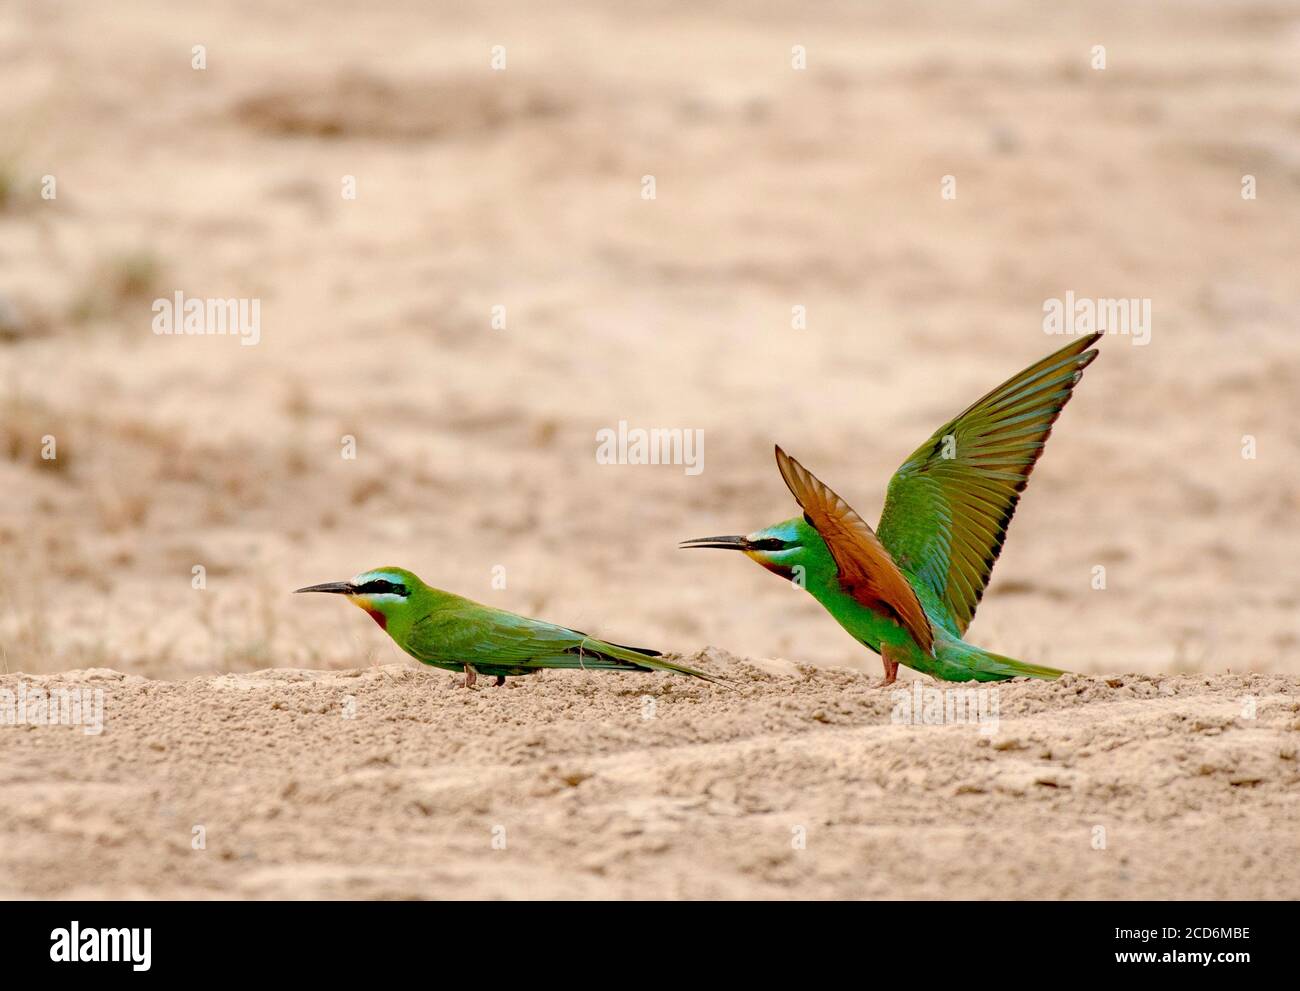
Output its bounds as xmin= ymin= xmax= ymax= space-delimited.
xmin=681 ymin=332 xmax=1103 ymax=684
xmin=296 ymin=568 xmax=717 ymax=687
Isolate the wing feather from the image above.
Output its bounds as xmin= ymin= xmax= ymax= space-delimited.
xmin=876 ymin=333 xmax=1102 ymax=635
xmin=405 ymin=604 xmax=719 ymax=681
xmin=774 ymin=446 xmax=934 ymax=655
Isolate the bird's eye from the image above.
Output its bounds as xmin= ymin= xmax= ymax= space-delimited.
xmin=749 ymin=538 xmax=786 ymax=551
xmin=357 ymin=578 xmax=409 ymax=596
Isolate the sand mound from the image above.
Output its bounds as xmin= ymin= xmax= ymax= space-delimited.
xmin=2 ymin=660 xmax=1296 ymax=899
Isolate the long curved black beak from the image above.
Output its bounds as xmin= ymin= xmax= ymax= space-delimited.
xmin=294 ymin=581 xmax=355 ymax=595
xmin=679 ymin=535 xmax=749 ymax=551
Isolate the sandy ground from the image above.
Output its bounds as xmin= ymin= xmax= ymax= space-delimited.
xmin=2 ymin=659 xmax=1297 ymax=899
xmin=1 ymin=1 xmax=1299 ymax=899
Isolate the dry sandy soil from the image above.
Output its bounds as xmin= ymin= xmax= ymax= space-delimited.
xmin=1 ymin=1 xmax=1298 ymax=898
xmin=2 ymin=658 xmax=1298 ymax=899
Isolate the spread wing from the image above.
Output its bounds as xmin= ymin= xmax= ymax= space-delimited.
xmin=876 ymin=332 xmax=1102 ymax=636
xmin=775 ymin=446 xmax=934 ymax=655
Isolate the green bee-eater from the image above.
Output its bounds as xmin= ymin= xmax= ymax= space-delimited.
xmin=682 ymin=332 xmax=1103 ymax=684
xmin=295 ymin=568 xmax=716 ymax=687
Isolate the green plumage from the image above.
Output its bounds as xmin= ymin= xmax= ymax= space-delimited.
xmin=297 ymin=568 xmax=716 ymax=686
xmin=683 ymin=333 xmax=1103 ymax=683
xmin=876 ymin=332 xmax=1103 ymax=637
xmin=388 ymin=578 xmax=710 ymax=679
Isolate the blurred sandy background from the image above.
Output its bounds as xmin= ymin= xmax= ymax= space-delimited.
xmin=2 ymin=0 xmax=1298 ymax=680
xmin=2 ymin=0 xmax=1299 ymax=902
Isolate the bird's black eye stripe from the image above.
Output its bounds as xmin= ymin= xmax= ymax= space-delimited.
xmin=358 ymin=579 xmax=407 ymax=596
xmin=749 ymin=538 xmax=786 ymax=551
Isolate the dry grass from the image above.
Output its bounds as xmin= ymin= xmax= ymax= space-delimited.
xmin=1 ymin=393 xmax=71 ymax=473
xmin=0 ymin=152 xmax=33 ymax=214
xmin=68 ymin=250 xmax=165 ymax=326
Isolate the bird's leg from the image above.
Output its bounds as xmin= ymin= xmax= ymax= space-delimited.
xmin=462 ymin=664 xmax=477 ymax=689
xmin=880 ymin=645 xmax=901 ymax=687
xmin=493 ymin=675 xmax=505 ymax=687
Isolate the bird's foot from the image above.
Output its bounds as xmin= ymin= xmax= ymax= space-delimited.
xmin=493 ymin=675 xmax=505 ymax=687
xmin=462 ymin=664 xmax=478 ymax=689
xmin=880 ymin=649 xmax=901 ymax=687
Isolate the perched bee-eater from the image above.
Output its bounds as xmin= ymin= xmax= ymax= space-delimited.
xmin=296 ymin=567 xmax=716 ymax=687
xmin=682 ymin=332 xmax=1103 ymax=684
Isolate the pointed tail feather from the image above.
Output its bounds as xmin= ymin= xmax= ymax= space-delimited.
xmin=635 ymin=652 xmax=730 ymax=685
xmin=965 ymin=646 xmax=1067 ymax=681
xmin=934 ymin=637 xmax=1068 ymax=681
xmin=568 ymin=638 xmax=729 ymax=685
